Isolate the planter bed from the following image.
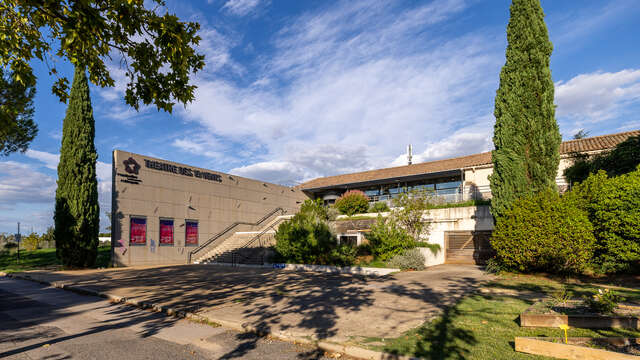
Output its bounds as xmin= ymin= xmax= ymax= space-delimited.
xmin=521 ymin=300 xmax=640 ymax=328
xmin=515 ymin=337 xmax=640 ymax=359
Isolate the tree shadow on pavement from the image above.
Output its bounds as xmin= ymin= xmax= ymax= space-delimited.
xmin=12 ymin=264 xmax=491 ymax=359
xmin=0 ymin=282 xmax=181 ymax=358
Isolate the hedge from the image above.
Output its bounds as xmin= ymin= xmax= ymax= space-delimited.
xmin=491 ymin=189 xmax=595 ymax=274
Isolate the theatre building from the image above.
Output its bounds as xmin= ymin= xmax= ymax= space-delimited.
xmin=111 ymin=130 xmax=638 ymax=267
xmin=111 ymin=150 xmax=307 ymax=266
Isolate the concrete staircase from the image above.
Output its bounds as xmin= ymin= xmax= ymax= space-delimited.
xmin=193 ymin=215 xmax=292 ymax=265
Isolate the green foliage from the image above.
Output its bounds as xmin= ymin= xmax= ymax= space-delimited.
xmin=0 ymin=0 xmax=205 ymax=113
xmin=490 ymin=0 xmax=561 ymax=220
xmin=550 ymin=286 xmax=572 ymax=307
xmin=0 ymin=67 xmax=36 ymax=155
xmin=568 ymin=168 xmax=640 ymax=273
xmin=326 ymin=206 xmax=340 ymax=221
xmin=335 ymin=190 xmax=370 ymax=216
xmin=491 ymin=189 xmax=596 ymax=274
xmin=275 ymin=199 xmax=355 ymax=266
xmin=484 ymin=258 xmax=505 ymax=274
xmin=366 ymin=215 xmax=417 ymax=261
xmin=0 ymin=247 xmax=111 ymax=273
xmin=299 ymin=198 xmax=328 ymax=221
xmin=564 ymin=135 xmax=640 ymax=185
xmin=369 ymin=201 xmax=390 ymax=213
xmin=388 ymin=248 xmax=426 ymax=271
xmin=390 ymin=189 xmax=432 ymax=242
xmin=426 ymin=199 xmax=491 ymax=210
xmin=21 ymin=232 xmax=41 ymax=251
xmin=583 ymin=288 xmax=623 ymax=314
xmin=54 ymin=67 xmax=100 ymax=268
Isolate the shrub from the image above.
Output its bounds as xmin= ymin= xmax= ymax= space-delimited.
xmin=326 ymin=206 xmax=340 ymax=221
xmin=22 ymin=232 xmax=42 ymax=251
xmin=275 ymin=198 xmax=356 ymax=266
xmin=583 ymin=288 xmax=623 ymax=314
xmin=299 ymin=198 xmax=329 ymax=221
xmin=564 ymin=134 xmax=640 ymax=185
xmin=568 ymin=167 xmax=640 ymax=273
xmin=491 ymin=189 xmax=596 ymax=274
xmin=274 ymin=214 xmax=338 ymax=265
xmin=484 ymin=257 xmax=505 ymax=274
xmin=369 ymin=201 xmax=390 ymax=213
xmin=365 ymin=215 xmax=416 ymax=260
xmin=329 ymin=244 xmax=358 ymax=266
xmin=388 ymin=248 xmax=426 ymax=271
xmin=335 ymin=190 xmax=369 ymax=216
xmin=390 ymin=189 xmax=432 ymax=241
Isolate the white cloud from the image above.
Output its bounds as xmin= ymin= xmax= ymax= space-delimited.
xmin=179 ymin=0 xmax=502 ymax=184
xmin=171 ymin=136 xmax=226 ymax=160
xmin=0 ymin=162 xmax=56 ymax=204
xmin=24 ymin=150 xmax=60 ymax=170
xmin=17 ymin=150 xmax=112 ymax=218
xmin=222 ymin=0 xmax=264 ymax=16
xmin=230 ymin=161 xmax=304 ymax=185
xmin=555 ymin=69 xmax=640 ymax=122
xmin=391 ymin=119 xmax=493 ymax=166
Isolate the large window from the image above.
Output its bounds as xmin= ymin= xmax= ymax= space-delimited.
xmin=159 ymin=218 xmax=174 ymax=246
xmin=185 ymin=220 xmax=198 ymax=246
xmin=130 ymin=217 xmax=147 ymax=245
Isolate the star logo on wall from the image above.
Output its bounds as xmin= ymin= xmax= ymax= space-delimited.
xmin=123 ymin=157 xmax=140 ymax=175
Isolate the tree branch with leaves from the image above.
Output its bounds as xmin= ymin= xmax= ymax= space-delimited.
xmin=0 ymin=0 xmax=206 ymax=154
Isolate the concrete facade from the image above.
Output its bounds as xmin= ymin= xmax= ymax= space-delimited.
xmin=111 ymin=150 xmax=307 ymax=266
xmin=332 ymin=205 xmax=493 ymax=267
xmin=419 ymin=205 xmax=494 ymax=266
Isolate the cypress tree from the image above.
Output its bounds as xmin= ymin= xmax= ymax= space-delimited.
xmin=54 ymin=66 xmax=100 ymax=268
xmin=490 ymin=0 xmax=561 ymax=220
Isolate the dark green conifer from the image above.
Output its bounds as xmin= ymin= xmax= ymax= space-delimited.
xmin=54 ymin=66 xmax=99 ymax=268
xmin=490 ymin=0 xmax=561 ymax=220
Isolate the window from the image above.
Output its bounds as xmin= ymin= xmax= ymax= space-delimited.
xmin=339 ymin=235 xmax=358 ymax=247
xmin=436 ymin=181 xmax=461 ymax=190
xmin=364 ymin=189 xmax=380 ymax=197
xmin=159 ymin=218 xmax=174 ymax=246
xmin=130 ymin=217 xmax=146 ymax=245
xmin=185 ymin=220 xmax=198 ymax=246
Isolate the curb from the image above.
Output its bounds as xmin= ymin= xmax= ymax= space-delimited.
xmin=1 ymin=272 xmax=419 ymax=360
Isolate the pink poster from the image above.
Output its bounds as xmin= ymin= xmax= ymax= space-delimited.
xmin=159 ymin=219 xmax=174 ymax=245
xmin=130 ymin=218 xmax=146 ymax=245
xmin=185 ymin=221 xmax=198 ymax=245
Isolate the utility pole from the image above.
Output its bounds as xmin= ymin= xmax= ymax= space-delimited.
xmin=16 ymin=222 xmax=21 ymax=262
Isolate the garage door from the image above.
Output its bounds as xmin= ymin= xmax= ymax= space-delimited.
xmin=445 ymin=231 xmax=494 ymax=264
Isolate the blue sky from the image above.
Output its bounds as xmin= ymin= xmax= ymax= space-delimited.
xmin=1 ymin=0 xmax=639 ymax=234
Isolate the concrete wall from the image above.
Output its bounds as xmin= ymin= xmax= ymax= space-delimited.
xmin=461 ymin=152 xmax=603 ymax=197
xmin=420 ymin=205 xmax=494 ymax=266
xmin=111 ymin=150 xmax=309 ymax=266
xmin=333 ymin=206 xmax=494 ymax=267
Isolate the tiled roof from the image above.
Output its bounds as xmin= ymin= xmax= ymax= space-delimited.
xmin=559 ymin=130 xmax=639 ymax=153
xmin=300 ymin=130 xmax=639 ymax=190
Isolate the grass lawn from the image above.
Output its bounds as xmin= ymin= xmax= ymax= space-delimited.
xmin=0 ymin=247 xmax=111 ymax=273
xmin=361 ymin=273 xmax=640 ymax=359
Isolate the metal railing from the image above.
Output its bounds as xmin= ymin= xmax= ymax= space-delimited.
xmin=367 ymin=187 xmax=492 ymax=206
xmin=188 ymin=207 xmax=285 ymax=264
xmin=228 ymin=216 xmax=289 ymax=266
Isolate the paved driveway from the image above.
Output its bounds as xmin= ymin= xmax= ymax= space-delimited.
xmin=12 ymin=264 xmax=492 ymax=343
